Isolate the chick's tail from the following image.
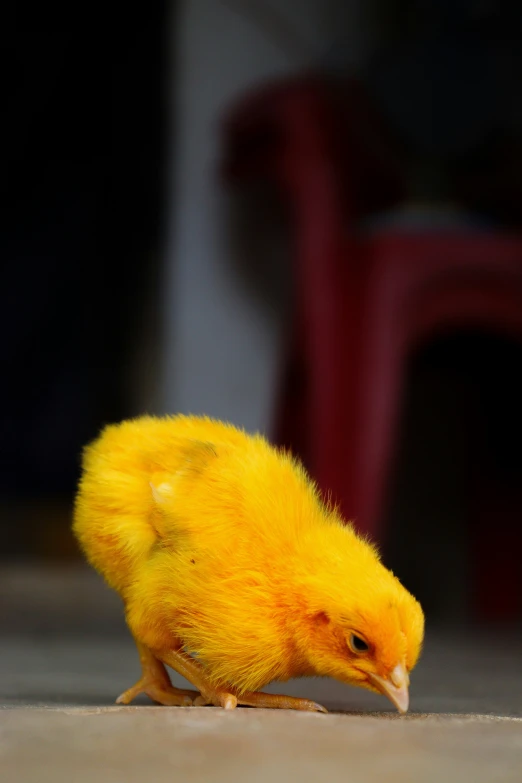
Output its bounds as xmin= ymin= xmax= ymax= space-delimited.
xmin=72 ymin=430 xmax=161 ymax=595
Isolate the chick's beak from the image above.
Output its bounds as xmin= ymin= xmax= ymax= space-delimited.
xmin=368 ymin=663 xmax=410 ymax=714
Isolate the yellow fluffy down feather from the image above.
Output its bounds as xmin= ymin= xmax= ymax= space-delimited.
xmin=73 ymin=415 xmax=424 ymax=713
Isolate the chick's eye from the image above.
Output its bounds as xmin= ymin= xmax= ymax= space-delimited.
xmin=349 ymin=633 xmax=369 ymax=653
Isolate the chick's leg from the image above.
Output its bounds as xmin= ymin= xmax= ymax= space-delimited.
xmin=155 ymin=647 xmax=238 ymax=709
xmin=156 ymin=648 xmax=327 ymax=712
xmin=116 ymin=640 xmax=198 ymax=706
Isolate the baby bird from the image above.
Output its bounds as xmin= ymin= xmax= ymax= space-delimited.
xmin=73 ymin=415 xmax=424 ymax=713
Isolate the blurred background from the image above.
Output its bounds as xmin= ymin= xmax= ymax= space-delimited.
xmin=2 ymin=0 xmax=522 ymax=639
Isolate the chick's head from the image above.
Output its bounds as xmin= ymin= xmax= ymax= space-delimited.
xmin=294 ymin=553 xmax=424 ymax=713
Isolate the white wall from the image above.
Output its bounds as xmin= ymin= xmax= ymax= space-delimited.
xmin=159 ymin=0 xmax=363 ymax=434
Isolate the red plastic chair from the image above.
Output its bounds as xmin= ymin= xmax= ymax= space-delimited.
xmin=221 ymin=77 xmax=522 ymax=615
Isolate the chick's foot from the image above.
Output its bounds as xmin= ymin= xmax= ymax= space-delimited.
xmin=116 ymin=678 xmax=197 ymax=707
xmin=155 ymin=646 xmax=327 ymax=712
xmin=116 ymin=640 xmax=198 ymax=706
xmin=237 ymin=691 xmax=327 ymax=712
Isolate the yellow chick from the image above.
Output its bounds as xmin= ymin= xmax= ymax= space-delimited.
xmin=73 ymin=415 xmax=424 ymax=713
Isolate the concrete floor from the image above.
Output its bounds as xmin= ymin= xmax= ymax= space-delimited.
xmin=1 ymin=566 xmax=522 ymax=781
xmin=3 ymin=707 xmax=521 ymax=783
